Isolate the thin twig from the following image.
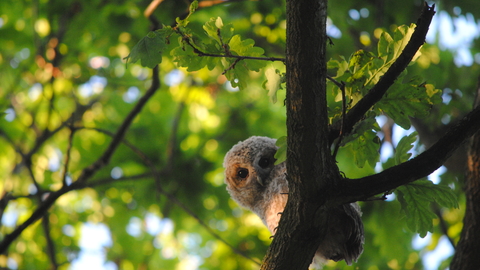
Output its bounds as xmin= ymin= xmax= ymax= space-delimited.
xmin=144 ymin=0 xmax=165 ymax=18
xmin=165 ymin=102 xmax=185 ymax=173
xmin=197 ymin=50 xmax=285 ymax=63
xmin=326 ymin=74 xmax=343 ymax=89
xmin=78 ymin=127 xmax=154 ymax=167
xmin=433 ymin=205 xmax=456 ymax=249
xmin=24 ymin=99 xmax=97 ymax=164
xmin=87 ymin=173 xmax=154 ymax=188
xmin=62 ymin=118 xmax=76 ymax=186
xmin=332 ymin=80 xmax=346 ymax=158
xmin=177 ymin=28 xmax=285 ymax=63
xmin=160 ymin=188 xmax=263 ymax=265
xmin=222 ymin=58 xmax=241 ymax=74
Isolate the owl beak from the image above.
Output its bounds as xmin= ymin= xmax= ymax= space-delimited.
xmin=256 ymin=176 xmax=265 ymax=186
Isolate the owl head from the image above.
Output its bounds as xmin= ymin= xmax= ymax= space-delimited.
xmin=223 ymin=136 xmax=279 ymax=211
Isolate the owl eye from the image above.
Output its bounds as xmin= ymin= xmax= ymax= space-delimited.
xmin=237 ymin=168 xmax=249 ymax=179
xmin=258 ymin=157 xmax=270 ymax=168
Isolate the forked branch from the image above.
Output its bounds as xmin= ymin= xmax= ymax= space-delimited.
xmin=0 ymin=67 xmax=161 ymax=254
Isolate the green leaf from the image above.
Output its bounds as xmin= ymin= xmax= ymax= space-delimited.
xmin=349 ymin=128 xmax=380 ymax=168
xmin=171 ymin=45 xmax=211 ymax=72
xmin=203 ymin=17 xmax=234 ymax=46
xmin=274 ymin=136 xmax=287 ymax=165
xmin=222 ymin=36 xmax=266 ymax=90
xmin=189 ymin=0 xmax=198 ymax=14
xmin=341 ymin=111 xmax=380 ymax=146
xmin=378 ymin=24 xmax=415 ymax=64
xmin=228 ymin=35 xmax=265 ymax=71
xmin=327 ymin=24 xmax=422 ymax=122
xmin=125 ymin=28 xmax=172 ymax=68
xmin=395 ymin=131 xmax=417 ymax=165
xmin=376 ymin=75 xmax=442 ymax=129
xmin=224 ymin=63 xmax=249 ymax=90
xmin=396 ymin=180 xmax=458 ymax=237
xmin=327 ymin=56 xmax=349 ymax=78
xmin=176 ymin=0 xmax=198 ymax=27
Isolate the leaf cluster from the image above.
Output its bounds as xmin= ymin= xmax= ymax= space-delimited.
xmin=328 ymin=25 xmax=441 ymax=127
xmin=126 ymin=1 xmax=269 ymax=90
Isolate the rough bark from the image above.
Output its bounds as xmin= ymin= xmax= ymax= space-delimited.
xmin=260 ymin=0 xmax=335 ymax=269
xmin=450 ymin=79 xmax=480 ymax=269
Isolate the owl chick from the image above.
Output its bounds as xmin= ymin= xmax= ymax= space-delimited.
xmin=223 ymin=136 xmax=364 ymax=266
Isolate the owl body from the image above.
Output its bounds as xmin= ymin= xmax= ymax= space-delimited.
xmin=223 ymin=136 xmax=364 ymax=266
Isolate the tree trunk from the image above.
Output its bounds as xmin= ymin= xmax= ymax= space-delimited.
xmin=450 ymin=79 xmax=480 ymax=269
xmin=260 ymin=0 xmax=336 ymax=269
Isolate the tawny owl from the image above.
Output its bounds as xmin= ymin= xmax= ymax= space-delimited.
xmin=223 ymin=136 xmax=364 ymax=266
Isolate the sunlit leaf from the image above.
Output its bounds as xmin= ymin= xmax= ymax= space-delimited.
xmin=203 ymin=17 xmax=234 ymax=45
xmin=376 ymin=76 xmax=442 ymax=129
xmin=395 ymin=131 xmax=417 ymax=165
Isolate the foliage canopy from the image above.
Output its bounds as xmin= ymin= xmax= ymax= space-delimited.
xmin=1 ymin=0 xmax=480 ymax=269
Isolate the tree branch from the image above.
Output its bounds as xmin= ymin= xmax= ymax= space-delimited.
xmin=62 ymin=120 xmax=75 ymax=187
xmin=0 ymin=67 xmax=161 ymax=254
xmin=329 ymin=3 xmax=436 ymax=144
xmin=0 ymin=184 xmax=76 ymax=253
xmin=165 ymin=102 xmax=185 ymax=174
xmin=433 ymin=205 xmax=456 ymax=249
xmin=42 ymin=214 xmax=59 ymax=270
xmin=76 ymin=66 xmax=160 ymax=183
xmin=23 ymin=100 xmax=96 ymax=165
xmin=195 ymin=50 xmax=286 ymax=63
xmin=339 ymin=105 xmax=480 ymax=203
xmin=177 ymin=28 xmax=285 ymax=63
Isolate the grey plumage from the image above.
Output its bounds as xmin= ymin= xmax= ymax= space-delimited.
xmin=223 ymin=136 xmax=364 ymax=266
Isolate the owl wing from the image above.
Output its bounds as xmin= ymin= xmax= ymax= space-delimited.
xmin=261 ymin=163 xmax=288 ymax=235
xmin=315 ymin=203 xmax=364 ymax=265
